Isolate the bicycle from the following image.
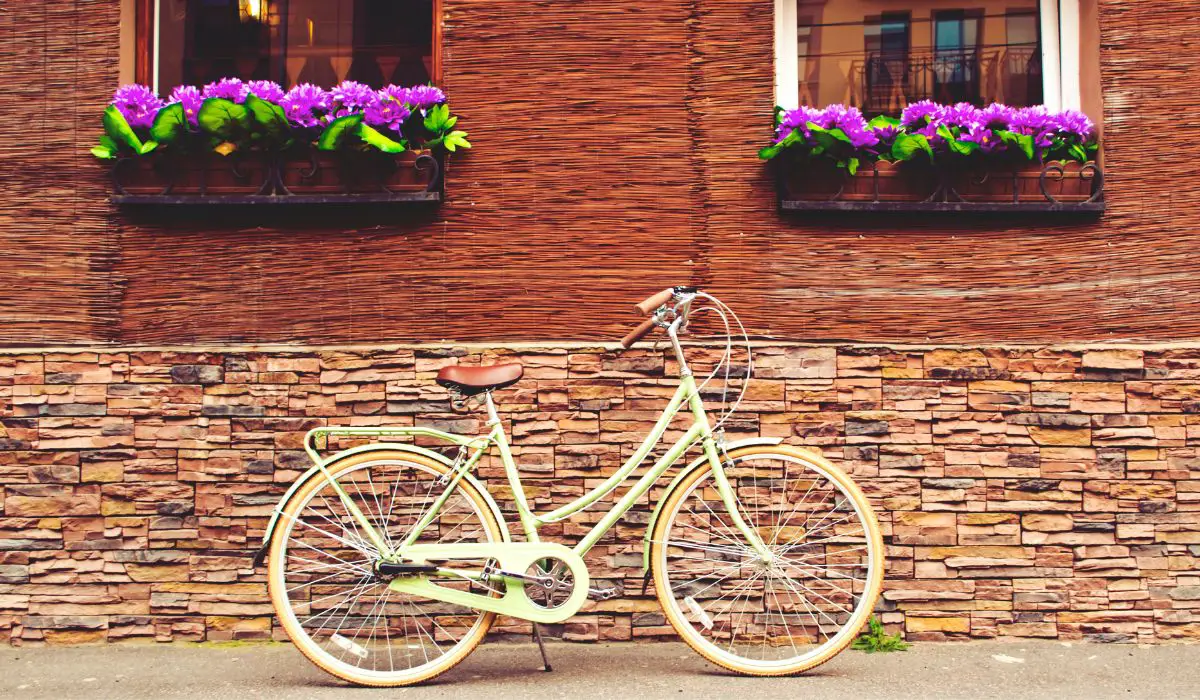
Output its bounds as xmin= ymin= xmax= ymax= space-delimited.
xmin=255 ymin=286 xmax=884 ymax=686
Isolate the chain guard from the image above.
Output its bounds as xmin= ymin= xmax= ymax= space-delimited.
xmin=387 ymin=542 xmax=590 ymax=624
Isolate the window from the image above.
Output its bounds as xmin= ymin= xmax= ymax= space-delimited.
xmin=774 ymin=0 xmax=1092 ymax=116
xmin=127 ymin=0 xmax=440 ymax=94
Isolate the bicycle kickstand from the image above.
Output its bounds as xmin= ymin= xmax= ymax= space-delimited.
xmin=532 ymin=623 xmax=553 ymax=672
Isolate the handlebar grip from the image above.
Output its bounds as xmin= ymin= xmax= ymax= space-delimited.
xmin=620 ymin=317 xmax=658 ymax=349
xmin=635 ymin=288 xmax=675 ymax=315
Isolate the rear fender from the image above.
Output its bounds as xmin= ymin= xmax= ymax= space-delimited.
xmin=253 ymin=443 xmax=510 ymax=565
xmin=641 ymin=437 xmax=786 ymax=572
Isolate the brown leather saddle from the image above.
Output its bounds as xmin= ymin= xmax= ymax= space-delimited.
xmin=436 ymin=363 xmax=523 ymax=396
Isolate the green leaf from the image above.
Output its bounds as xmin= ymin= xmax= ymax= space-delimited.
xmin=197 ymin=98 xmax=250 ymax=139
xmin=948 ymin=139 xmax=979 ymax=156
xmin=244 ymin=93 xmax=289 ymax=139
xmin=891 ymin=133 xmax=932 ymax=162
xmin=316 ymin=113 xmax=364 ymax=151
xmin=137 ymin=140 xmax=158 ymax=155
xmin=1015 ymin=134 xmax=1035 ymax=160
xmin=149 ymin=103 xmax=188 ymax=144
xmin=867 ymin=115 xmax=901 ymax=129
xmin=937 ymin=124 xmax=957 ymax=143
xmin=758 ymin=143 xmax=782 ymax=160
xmin=91 ymin=145 xmax=116 ymax=160
xmin=1068 ymin=143 xmax=1088 ymax=162
xmin=358 ymin=123 xmax=408 ymax=153
xmin=102 ymin=105 xmax=144 ymax=152
xmin=846 ymin=156 xmax=860 ymax=176
xmin=422 ymin=103 xmax=454 ymax=134
xmin=443 ymin=130 xmax=471 ymax=152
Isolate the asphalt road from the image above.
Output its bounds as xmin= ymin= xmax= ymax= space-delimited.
xmin=2 ymin=640 xmax=1197 ymax=699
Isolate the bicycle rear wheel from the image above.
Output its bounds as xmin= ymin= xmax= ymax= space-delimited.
xmin=267 ymin=450 xmax=502 ymax=686
xmin=651 ymin=445 xmax=883 ymax=675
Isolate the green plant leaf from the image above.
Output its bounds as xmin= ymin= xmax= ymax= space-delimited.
xmin=137 ymin=140 xmax=158 ymax=155
xmin=197 ymin=98 xmax=250 ymax=139
xmin=1068 ymin=143 xmax=1088 ymax=162
xmin=422 ymin=103 xmax=453 ymax=134
xmin=149 ymin=103 xmax=188 ymax=144
xmin=316 ymin=113 xmax=364 ymax=151
xmin=846 ymin=156 xmax=860 ymax=175
xmin=102 ymin=105 xmax=144 ymax=152
xmin=758 ymin=143 xmax=782 ymax=160
xmin=244 ymin=93 xmax=289 ymax=139
xmin=91 ymin=145 xmax=116 ymax=159
xmin=443 ymin=130 xmax=471 ymax=152
xmin=948 ymin=138 xmax=979 ymax=156
xmin=867 ymin=115 xmax=901 ymax=129
xmin=1015 ymin=133 xmax=1035 ymax=160
xmin=358 ymin=123 xmax=408 ymax=153
xmin=852 ymin=616 xmax=910 ymax=654
xmin=937 ymin=124 xmax=957 ymax=142
xmin=891 ymin=133 xmax=932 ymax=162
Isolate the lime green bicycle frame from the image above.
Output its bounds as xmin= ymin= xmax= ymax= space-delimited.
xmin=292 ymin=371 xmax=770 ymax=564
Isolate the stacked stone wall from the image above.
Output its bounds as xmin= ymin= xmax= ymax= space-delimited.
xmin=1 ymin=343 xmax=1199 ymax=644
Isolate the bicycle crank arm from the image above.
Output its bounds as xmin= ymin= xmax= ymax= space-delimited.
xmin=389 ymin=542 xmax=590 ymax=624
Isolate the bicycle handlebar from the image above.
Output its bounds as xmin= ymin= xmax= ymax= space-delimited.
xmin=635 ymin=288 xmax=675 ymax=315
xmin=620 ymin=316 xmax=658 ymax=349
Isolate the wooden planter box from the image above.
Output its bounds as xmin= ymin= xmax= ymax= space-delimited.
xmin=777 ymin=157 xmax=1103 ymax=213
xmin=108 ymin=149 xmax=441 ymax=204
xmin=954 ymin=160 xmax=1099 ymax=203
xmin=280 ymin=150 xmax=434 ymax=194
xmin=782 ymin=160 xmax=937 ymax=202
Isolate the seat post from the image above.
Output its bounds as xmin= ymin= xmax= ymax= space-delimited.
xmin=483 ymin=390 xmax=502 ymax=428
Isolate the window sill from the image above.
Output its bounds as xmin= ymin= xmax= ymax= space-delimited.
xmin=780 ymin=199 xmax=1104 ymax=215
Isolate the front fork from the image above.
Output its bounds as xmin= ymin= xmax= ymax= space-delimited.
xmin=703 ymin=435 xmax=772 ymax=558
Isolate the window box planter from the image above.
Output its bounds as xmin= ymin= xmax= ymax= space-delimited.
xmin=777 ymin=159 xmax=1104 ymax=213
xmin=108 ymin=149 xmax=441 ymax=205
xmin=95 ymin=80 xmax=467 ymax=206
xmin=765 ymin=102 xmax=1104 ymax=214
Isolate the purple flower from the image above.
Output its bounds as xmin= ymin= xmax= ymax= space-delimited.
xmin=405 ymin=85 xmax=447 ymax=111
xmin=901 ymin=100 xmax=944 ymax=127
xmin=943 ymin=102 xmax=981 ymax=128
xmin=960 ymin=123 xmax=1004 ymax=154
xmin=167 ymin=85 xmax=203 ymax=126
xmin=111 ymin=84 xmax=165 ymax=130
xmin=872 ymin=123 xmax=901 ymax=143
xmin=378 ymin=85 xmax=411 ymax=106
xmin=1051 ymin=109 xmax=1095 ymax=140
xmin=827 ymin=105 xmax=879 ymax=149
xmin=247 ymin=80 xmax=285 ymax=103
xmin=329 ymin=80 xmax=376 ymax=118
xmin=364 ymin=95 xmax=412 ymax=133
xmin=279 ymin=83 xmax=330 ymax=128
xmin=202 ymin=77 xmax=250 ymax=103
xmin=774 ymin=106 xmax=823 ymax=143
xmin=979 ymin=103 xmax=1015 ymax=130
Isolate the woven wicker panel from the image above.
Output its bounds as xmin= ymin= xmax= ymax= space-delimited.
xmin=1 ymin=0 xmax=1198 ymax=345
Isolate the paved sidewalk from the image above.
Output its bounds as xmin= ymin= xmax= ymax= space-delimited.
xmin=1 ymin=640 xmax=1196 ymax=699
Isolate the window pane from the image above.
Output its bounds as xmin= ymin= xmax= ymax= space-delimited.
xmin=156 ymin=0 xmax=433 ymax=93
xmin=797 ymin=0 xmax=1042 ymax=115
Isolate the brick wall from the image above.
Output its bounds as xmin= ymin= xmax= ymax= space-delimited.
xmin=1 ymin=342 xmax=1199 ymax=645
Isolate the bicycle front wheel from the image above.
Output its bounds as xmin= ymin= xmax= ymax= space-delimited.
xmin=651 ymin=445 xmax=883 ymax=676
xmin=267 ymin=449 xmax=503 ymax=687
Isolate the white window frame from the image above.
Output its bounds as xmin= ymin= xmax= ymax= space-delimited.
xmin=774 ymin=0 xmax=1083 ymax=111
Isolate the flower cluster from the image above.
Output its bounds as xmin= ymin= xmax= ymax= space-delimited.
xmin=97 ymin=78 xmax=467 ymax=160
xmin=762 ymin=101 xmax=1098 ymax=168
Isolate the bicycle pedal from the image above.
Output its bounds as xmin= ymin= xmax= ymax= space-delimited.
xmin=587 ymin=585 xmax=620 ymax=601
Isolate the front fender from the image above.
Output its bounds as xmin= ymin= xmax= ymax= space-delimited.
xmin=640 ymin=437 xmax=787 ymax=572
xmin=253 ymin=443 xmax=511 ymax=566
